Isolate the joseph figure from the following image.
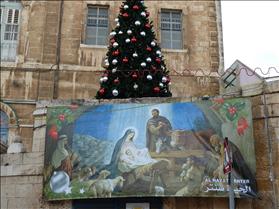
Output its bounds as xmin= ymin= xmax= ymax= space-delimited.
xmin=146 ymin=109 xmax=172 ymax=152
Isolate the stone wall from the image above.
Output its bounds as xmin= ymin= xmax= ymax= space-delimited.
xmin=1 ymin=81 xmax=278 ymax=209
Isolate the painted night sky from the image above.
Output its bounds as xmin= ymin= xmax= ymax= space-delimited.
xmin=73 ymin=102 xmax=210 ymax=148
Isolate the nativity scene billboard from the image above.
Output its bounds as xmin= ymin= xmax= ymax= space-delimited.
xmin=43 ymin=98 xmax=257 ymax=200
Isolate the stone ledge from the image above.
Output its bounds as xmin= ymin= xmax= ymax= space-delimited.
xmin=0 ymin=164 xmax=43 ymax=176
xmin=1 ymin=152 xmax=44 ymax=167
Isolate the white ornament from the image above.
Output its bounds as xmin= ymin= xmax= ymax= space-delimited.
xmin=141 ymin=62 xmax=146 ymax=67
xmin=141 ymin=12 xmax=146 ymax=17
xmin=135 ymin=21 xmax=141 ymax=26
xmin=159 ymin=82 xmax=164 ymax=87
xmin=133 ymin=53 xmax=138 ymax=58
xmin=112 ymin=59 xmax=118 ymax=65
xmin=133 ymin=83 xmax=139 ymax=89
xmin=113 ymin=42 xmax=119 ymax=48
xmin=168 ymin=82 xmax=172 ymax=86
xmin=114 ymin=18 xmax=119 ymax=22
xmin=112 ymin=68 xmax=117 ymax=73
xmin=156 ymin=50 xmax=161 ymax=55
xmin=140 ymin=31 xmax=146 ymax=36
xmin=100 ymin=77 xmax=104 ymax=83
xmin=151 ymin=41 xmax=156 ymax=46
xmin=127 ymin=30 xmax=132 ymax=35
xmin=110 ymin=31 xmax=116 ymax=36
xmin=124 ymin=5 xmax=129 ymax=9
xmin=162 ymin=76 xmax=167 ymax=83
xmin=146 ymin=57 xmax=152 ymax=62
xmin=104 ymin=59 xmax=109 ymax=67
xmin=125 ymin=38 xmax=131 ymax=43
xmin=116 ymin=22 xmax=120 ymax=27
xmin=118 ymin=30 xmax=123 ymax=34
xmin=147 ymin=74 xmax=153 ymax=80
xmin=50 ymin=171 xmax=70 ymax=194
xmin=112 ymin=89 xmax=119 ymax=96
xmin=102 ymin=76 xmax=108 ymax=82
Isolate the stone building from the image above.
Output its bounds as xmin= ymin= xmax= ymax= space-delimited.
xmin=0 ymin=0 xmax=278 ymax=209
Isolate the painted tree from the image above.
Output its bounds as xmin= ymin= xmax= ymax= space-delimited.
xmin=96 ymin=0 xmax=172 ymax=99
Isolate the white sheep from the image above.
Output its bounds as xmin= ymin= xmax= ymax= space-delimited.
xmin=90 ymin=176 xmax=125 ymax=198
xmin=154 ymin=185 xmax=164 ymax=196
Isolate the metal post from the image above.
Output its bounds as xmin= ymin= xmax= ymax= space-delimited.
xmin=228 ymin=141 xmax=235 ymax=209
xmin=228 ymin=172 xmax=235 ymax=209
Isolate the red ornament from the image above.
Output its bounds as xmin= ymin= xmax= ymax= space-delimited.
xmin=58 ymin=114 xmax=65 ymax=121
xmin=153 ymin=87 xmax=160 ymax=93
xmin=133 ymin=5 xmax=139 ymax=10
xmin=122 ymin=13 xmax=129 ymax=18
xmin=132 ymin=72 xmax=138 ymax=79
xmin=146 ymin=47 xmax=152 ymax=52
xmin=48 ymin=125 xmax=58 ymax=140
xmin=99 ymin=88 xmax=105 ymax=96
xmin=123 ymin=57 xmax=129 ymax=63
xmin=166 ymin=77 xmax=171 ymax=83
xmin=110 ymin=38 xmax=115 ymax=44
xmin=112 ymin=50 xmax=120 ymax=56
xmin=131 ymin=36 xmax=137 ymax=43
xmin=113 ymin=78 xmax=120 ymax=85
xmin=145 ymin=23 xmax=151 ymax=29
xmin=155 ymin=58 xmax=161 ymax=63
xmin=146 ymin=12 xmax=150 ymax=17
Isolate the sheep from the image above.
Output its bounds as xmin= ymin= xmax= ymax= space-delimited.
xmin=89 ymin=176 xmax=125 ymax=198
xmin=154 ymin=185 xmax=165 ymax=196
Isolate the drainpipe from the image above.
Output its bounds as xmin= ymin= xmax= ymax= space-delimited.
xmin=215 ymin=1 xmax=225 ymax=94
xmin=53 ymin=0 xmax=64 ymax=99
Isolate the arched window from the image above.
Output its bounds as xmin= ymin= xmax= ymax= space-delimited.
xmin=0 ymin=0 xmax=22 ymax=61
xmin=0 ymin=110 xmax=9 ymax=152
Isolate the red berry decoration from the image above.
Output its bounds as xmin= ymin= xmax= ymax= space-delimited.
xmin=237 ymin=117 xmax=249 ymax=136
xmin=110 ymin=38 xmax=115 ymax=44
xmin=48 ymin=125 xmax=58 ymax=140
xmin=146 ymin=47 xmax=152 ymax=52
xmin=123 ymin=13 xmax=129 ymax=18
xmin=123 ymin=57 xmax=129 ymax=63
xmin=113 ymin=78 xmax=120 ymax=85
xmin=155 ymin=58 xmax=161 ymax=63
xmin=58 ymin=114 xmax=65 ymax=121
xmin=99 ymin=88 xmax=105 ymax=95
xmin=146 ymin=12 xmax=150 ymax=17
xmin=133 ymin=5 xmax=139 ymax=10
xmin=145 ymin=23 xmax=151 ymax=29
xmin=132 ymin=72 xmax=138 ymax=79
xmin=166 ymin=76 xmax=171 ymax=83
xmin=153 ymin=87 xmax=160 ymax=93
xmin=131 ymin=36 xmax=137 ymax=43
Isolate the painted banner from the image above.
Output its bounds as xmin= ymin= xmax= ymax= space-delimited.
xmin=43 ymin=98 xmax=257 ymax=200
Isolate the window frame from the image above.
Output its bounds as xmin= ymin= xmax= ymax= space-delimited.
xmin=160 ymin=9 xmax=183 ymax=50
xmin=0 ymin=0 xmax=22 ymax=62
xmin=85 ymin=5 xmax=109 ymax=46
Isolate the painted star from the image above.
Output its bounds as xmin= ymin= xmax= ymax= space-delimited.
xmin=79 ymin=188 xmax=85 ymax=194
xmin=64 ymin=187 xmax=72 ymax=195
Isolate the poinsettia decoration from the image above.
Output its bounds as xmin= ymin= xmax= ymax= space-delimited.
xmin=210 ymin=98 xmax=250 ymax=136
xmin=46 ymin=104 xmax=86 ymax=140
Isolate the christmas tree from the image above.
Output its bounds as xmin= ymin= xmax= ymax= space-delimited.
xmin=96 ymin=0 xmax=172 ymax=99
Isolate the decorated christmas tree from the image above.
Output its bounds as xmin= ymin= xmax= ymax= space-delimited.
xmin=96 ymin=0 xmax=172 ymax=99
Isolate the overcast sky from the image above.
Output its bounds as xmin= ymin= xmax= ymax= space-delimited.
xmin=221 ymin=1 xmax=279 ymax=77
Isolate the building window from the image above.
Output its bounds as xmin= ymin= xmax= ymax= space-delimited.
xmin=0 ymin=110 xmax=9 ymax=149
xmin=161 ymin=10 xmax=182 ymax=49
xmin=85 ymin=6 xmax=109 ymax=46
xmin=0 ymin=1 xmax=22 ymax=61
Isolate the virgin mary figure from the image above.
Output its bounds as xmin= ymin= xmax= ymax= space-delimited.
xmin=106 ymin=129 xmax=157 ymax=177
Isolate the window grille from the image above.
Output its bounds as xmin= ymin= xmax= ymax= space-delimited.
xmin=85 ymin=6 xmax=108 ymax=45
xmin=161 ymin=10 xmax=182 ymax=49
